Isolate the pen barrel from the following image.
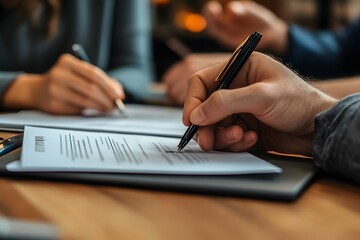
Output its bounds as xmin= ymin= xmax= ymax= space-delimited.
xmin=178 ymin=124 xmax=199 ymax=150
xmin=216 ymin=32 xmax=261 ymax=90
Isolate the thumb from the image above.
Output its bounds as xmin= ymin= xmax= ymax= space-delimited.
xmin=189 ymin=85 xmax=267 ymax=126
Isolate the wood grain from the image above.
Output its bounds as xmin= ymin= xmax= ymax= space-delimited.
xmin=0 ymin=132 xmax=359 ymax=239
xmin=0 ymin=177 xmax=359 ymax=240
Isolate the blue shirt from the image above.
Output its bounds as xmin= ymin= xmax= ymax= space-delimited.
xmin=283 ymin=18 xmax=360 ymax=79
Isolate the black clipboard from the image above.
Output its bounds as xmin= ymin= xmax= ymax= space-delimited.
xmin=0 ymin=148 xmax=317 ymax=201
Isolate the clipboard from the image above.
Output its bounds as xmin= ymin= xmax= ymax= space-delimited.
xmin=0 ymin=148 xmax=317 ymax=201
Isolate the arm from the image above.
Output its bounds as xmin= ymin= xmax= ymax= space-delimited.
xmin=203 ymin=1 xmax=360 ymax=79
xmin=107 ymin=0 xmax=154 ymax=101
xmin=0 ymin=71 xmax=22 ymax=107
xmin=2 ymin=55 xmax=123 ymax=114
xmin=283 ymin=22 xmax=360 ymax=79
xmin=311 ymin=76 xmax=360 ymax=99
xmin=314 ymin=93 xmax=360 ymax=184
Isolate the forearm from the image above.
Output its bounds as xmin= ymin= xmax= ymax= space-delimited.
xmin=314 ymin=93 xmax=360 ymax=184
xmin=2 ymin=73 xmax=42 ymax=110
xmin=311 ymin=76 xmax=360 ymax=99
xmin=0 ymin=71 xmax=22 ymax=108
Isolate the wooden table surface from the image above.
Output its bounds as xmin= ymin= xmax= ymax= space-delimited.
xmin=1 ymin=133 xmax=360 ymax=240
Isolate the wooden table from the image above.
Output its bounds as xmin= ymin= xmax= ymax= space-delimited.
xmin=1 ymin=133 xmax=360 ymax=240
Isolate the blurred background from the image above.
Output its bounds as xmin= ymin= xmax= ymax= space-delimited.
xmin=151 ymin=0 xmax=360 ymax=80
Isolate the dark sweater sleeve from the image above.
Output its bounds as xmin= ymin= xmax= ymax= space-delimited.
xmin=314 ymin=93 xmax=360 ymax=184
xmin=0 ymin=71 xmax=22 ymax=105
xmin=283 ymin=18 xmax=360 ymax=79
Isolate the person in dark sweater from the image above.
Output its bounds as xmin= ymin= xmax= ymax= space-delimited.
xmin=0 ymin=0 xmax=153 ymax=114
xmin=182 ymin=52 xmax=360 ymax=184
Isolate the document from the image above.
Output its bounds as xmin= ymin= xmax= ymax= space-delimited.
xmin=0 ymin=104 xmax=187 ymax=137
xmin=7 ymin=126 xmax=281 ymax=175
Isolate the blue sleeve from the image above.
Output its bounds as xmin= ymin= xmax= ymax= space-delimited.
xmin=107 ymin=0 xmax=154 ymax=101
xmin=313 ymin=93 xmax=360 ymax=184
xmin=283 ymin=18 xmax=360 ymax=79
xmin=0 ymin=71 xmax=21 ymax=107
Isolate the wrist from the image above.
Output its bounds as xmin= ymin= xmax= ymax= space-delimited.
xmin=304 ymin=91 xmax=338 ymax=134
xmin=2 ymin=73 xmax=44 ymax=110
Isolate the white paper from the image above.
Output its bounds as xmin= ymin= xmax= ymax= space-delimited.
xmin=0 ymin=104 xmax=186 ymax=137
xmin=7 ymin=126 xmax=281 ymax=175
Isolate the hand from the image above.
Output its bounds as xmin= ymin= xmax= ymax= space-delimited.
xmin=163 ymin=53 xmax=230 ymax=105
xmin=183 ymin=52 xmax=337 ymax=156
xmin=3 ymin=54 xmax=125 ymax=115
xmin=203 ymin=1 xmax=288 ymax=55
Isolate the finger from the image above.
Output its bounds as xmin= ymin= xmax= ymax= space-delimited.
xmin=189 ymin=85 xmax=268 ymax=126
xmin=196 ymin=124 xmax=257 ymax=152
xmin=51 ymin=84 xmax=108 ymax=111
xmin=109 ymin=78 xmax=125 ymax=100
xmin=196 ymin=125 xmax=215 ymax=152
xmin=213 ymin=125 xmax=245 ymax=150
xmin=59 ymin=54 xmax=122 ymax=100
xmin=183 ymin=63 xmax=226 ymax=125
xmin=219 ymin=131 xmax=258 ymax=152
xmin=44 ymin=99 xmax=83 ymax=115
xmin=52 ymin=70 xmax=114 ymax=111
xmin=203 ymin=1 xmax=223 ymax=30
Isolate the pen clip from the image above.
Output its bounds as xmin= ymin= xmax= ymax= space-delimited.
xmin=215 ymin=36 xmax=250 ymax=82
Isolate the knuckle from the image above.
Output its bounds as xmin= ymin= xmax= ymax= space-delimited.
xmin=85 ymin=83 xmax=97 ymax=93
xmin=211 ymin=90 xmax=227 ymax=109
xmin=48 ymin=84 xmax=58 ymax=95
xmin=87 ymin=68 xmax=101 ymax=81
xmin=59 ymin=53 xmax=72 ymax=63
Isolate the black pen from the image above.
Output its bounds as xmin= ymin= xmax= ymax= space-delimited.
xmin=71 ymin=44 xmax=127 ymax=115
xmin=177 ymin=32 xmax=262 ymax=153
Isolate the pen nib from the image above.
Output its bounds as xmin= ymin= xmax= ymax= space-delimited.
xmin=115 ymin=99 xmax=128 ymax=117
xmin=176 ymin=148 xmax=182 ymax=153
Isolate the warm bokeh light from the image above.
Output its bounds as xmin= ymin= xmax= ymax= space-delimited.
xmin=152 ymin=0 xmax=170 ymax=5
xmin=184 ymin=13 xmax=207 ymax=32
xmin=175 ymin=10 xmax=207 ymax=33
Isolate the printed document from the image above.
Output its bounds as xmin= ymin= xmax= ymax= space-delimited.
xmin=7 ymin=126 xmax=281 ymax=175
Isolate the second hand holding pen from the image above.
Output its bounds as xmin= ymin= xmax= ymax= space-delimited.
xmin=177 ymin=32 xmax=262 ymax=153
xmin=72 ymin=44 xmax=127 ymax=116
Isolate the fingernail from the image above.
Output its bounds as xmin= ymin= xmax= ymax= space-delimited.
xmin=192 ymin=132 xmax=199 ymax=141
xmin=114 ymin=88 xmax=123 ymax=97
xmin=244 ymin=133 xmax=256 ymax=144
xmin=192 ymin=108 xmax=206 ymax=125
xmin=225 ymin=130 xmax=238 ymax=142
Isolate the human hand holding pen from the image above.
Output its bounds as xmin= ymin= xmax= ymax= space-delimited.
xmin=3 ymin=53 xmax=125 ymax=115
xmin=72 ymin=44 xmax=127 ymax=115
xmin=182 ymin=52 xmax=337 ymax=155
xmin=177 ymin=32 xmax=261 ymax=152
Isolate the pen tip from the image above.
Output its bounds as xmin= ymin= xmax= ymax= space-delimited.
xmin=115 ymin=99 xmax=128 ymax=117
xmin=176 ymin=148 xmax=182 ymax=153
